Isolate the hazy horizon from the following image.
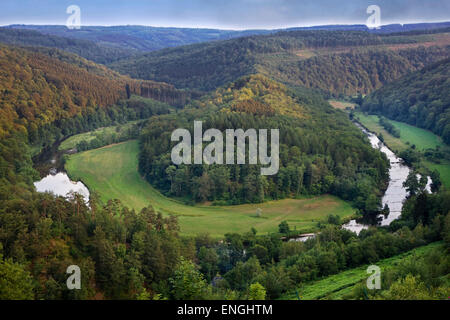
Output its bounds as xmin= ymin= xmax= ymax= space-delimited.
xmin=1 ymin=0 xmax=450 ymax=30
xmin=2 ymin=20 xmax=450 ymax=31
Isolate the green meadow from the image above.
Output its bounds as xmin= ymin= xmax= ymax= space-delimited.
xmin=65 ymin=140 xmax=355 ymax=237
xmin=282 ymin=242 xmax=442 ymax=300
xmin=353 ymin=112 xmax=447 ymax=151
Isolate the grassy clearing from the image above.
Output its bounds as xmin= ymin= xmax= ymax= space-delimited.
xmin=423 ymin=160 xmax=450 ymax=189
xmin=59 ymin=120 xmax=142 ymax=151
xmin=65 ymin=140 xmax=355 ymax=237
xmin=328 ymin=100 xmax=357 ymax=110
xmin=282 ymin=242 xmax=442 ymax=300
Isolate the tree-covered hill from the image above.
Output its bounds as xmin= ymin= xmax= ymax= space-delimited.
xmin=7 ymin=22 xmax=450 ymax=52
xmin=0 ymin=28 xmax=138 ymax=64
xmin=260 ymin=45 xmax=450 ymax=97
xmin=0 ymin=45 xmax=190 ymax=140
xmin=362 ymin=58 xmax=450 ymax=144
xmin=6 ymin=25 xmax=272 ymax=52
xmin=139 ymin=74 xmax=389 ymax=213
xmin=110 ymin=29 xmax=450 ymax=94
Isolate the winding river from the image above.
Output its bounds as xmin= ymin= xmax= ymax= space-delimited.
xmin=33 ymin=121 xmax=430 ymax=235
xmin=293 ymin=122 xmax=431 ymax=242
xmin=342 ymin=123 xmax=431 ymax=233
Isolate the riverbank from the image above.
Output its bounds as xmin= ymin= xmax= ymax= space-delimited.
xmin=64 ymin=140 xmax=357 ymax=237
xmin=353 ymin=111 xmax=450 ymax=188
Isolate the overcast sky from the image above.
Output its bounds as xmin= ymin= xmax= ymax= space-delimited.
xmin=1 ymin=0 xmax=449 ymax=29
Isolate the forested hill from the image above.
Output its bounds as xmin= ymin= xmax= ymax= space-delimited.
xmin=110 ymin=29 xmax=450 ymax=94
xmin=362 ymin=58 xmax=450 ymax=144
xmin=0 ymin=43 xmax=188 ymax=199
xmin=139 ymin=74 xmax=389 ymax=210
xmin=0 ymin=45 xmax=189 ymax=138
xmin=0 ymin=28 xmax=138 ymax=64
xmin=7 ymin=22 xmax=450 ymax=52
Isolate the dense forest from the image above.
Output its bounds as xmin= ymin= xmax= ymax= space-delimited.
xmin=1 ymin=181 xmax=448 ymax=299
xmin=0 ymin=28 xmax=138 ymax=64
xmin=0 ymin=44 xmax=185 ymax=299
xmin=261 ymin=46 xmax=450 ymax=97
xmin=7 ymin=22 xmax=450 ymax=52
xmin=139 ymin=75 xmax=389 ymax=215
xmin=0 ymin=23 xmax=449 ymax=300
xmin=0 ymin=45 xmax=190 ymax=140
xmin=111 ymin=29 xmax=450 ymax=95
xmin=0 ymin=44 xmax=184 ymax=203
xmin=362 ymin=58 xmax=450 ymax=144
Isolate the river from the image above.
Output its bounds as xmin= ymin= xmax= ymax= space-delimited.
xmin=34 ymin=171 xmax=90 ymax=203
xmin=291 ymin=121 xmax=431 ymax=242
xmin=33 ymin=142 xmax=90 ymax=203
xmin=342 ymin=122 xmax=431 ymax=233
xmin=33 ymin=121 xmax=429 ymax=233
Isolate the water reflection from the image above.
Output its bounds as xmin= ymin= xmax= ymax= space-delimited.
xmin=34 ymin=172 xmax=90 ymax=203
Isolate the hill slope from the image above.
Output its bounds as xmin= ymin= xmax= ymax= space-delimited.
xmin=0 ymin=45 xmax=189 ymax=138
xmin=8 ymin=22 xmax=450 ymax=52
xmin=138 ymin=75 xmax=389 ymax=214
xmin=362 ymin=58 xmax=450 ymax=144
xmin=111 ymin=29 xmax=450 ymax=94
xmin=0 ymin=28 xmax=137 ymax=64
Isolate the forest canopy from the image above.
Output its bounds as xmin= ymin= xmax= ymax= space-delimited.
xmin=362 ymin=58 xmax=450 ymax=144
xmin=139 ymin=75 xmax=389 ymax=214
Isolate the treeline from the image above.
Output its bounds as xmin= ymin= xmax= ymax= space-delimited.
xmin=72 ymin=117 xmax=154 ymax=153
xmin=362 ymin=58 xmax=450 ymax=144
xmin=206 ymin=206 xmax=449 ymax=299
xmin=139 ymin=75 xmax=389 ymax=216
xmin=1 ymin=184 xmax=447 ymax=300
xmin=379 ymin=117 xmax=400 ymax=138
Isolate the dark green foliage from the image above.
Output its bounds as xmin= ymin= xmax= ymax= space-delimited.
xmin=362 ymin=58 xmax=450 ymax=144
xmin=350 ymin=244 xmax=450 ymax=300
xmin=278 ymin=221 xmax=290 ymax=234
xmin=379 ymin=117 xmax=400 ymax=138
xmin=111 ymin=29 xmax=449 ymax=95
xmin=138 ymin=76 xmax=389 ymax=215
xmin=0 ymin=28 xmax=137 ymax=64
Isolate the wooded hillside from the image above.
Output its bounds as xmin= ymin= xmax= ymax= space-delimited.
xmin=362 ymin=58 xmax=450 ymax=144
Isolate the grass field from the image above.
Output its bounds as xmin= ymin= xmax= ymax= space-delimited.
xmin=282 ymin=242 xmax=442 ymax=300
xmin=353 ymin=112 xmax=450 ymax=188
xmin=65 ymin=140 xmax=356 ymax=237
xmin=59 ymin=120 xmax=142 ymax=151
xmin=354 ymin=112 xmax=446 ymax=152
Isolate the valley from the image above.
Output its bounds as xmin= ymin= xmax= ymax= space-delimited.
xmin=64 ymin=139 xmax=355 ymax=237
xmin=0 ymin=14 xmax=449 ymax=301
xmin=353 ymin=111 xmax=450 ymax=188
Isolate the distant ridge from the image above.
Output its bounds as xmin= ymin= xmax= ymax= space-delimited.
xmin=5 ymin=21 xmax=450 ymax=52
